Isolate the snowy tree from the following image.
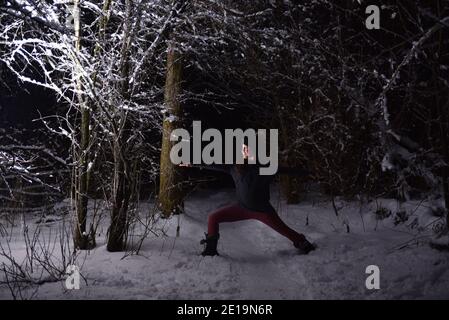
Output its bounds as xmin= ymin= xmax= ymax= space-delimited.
xmin=0 ymin=0 xmax=186 ymax=251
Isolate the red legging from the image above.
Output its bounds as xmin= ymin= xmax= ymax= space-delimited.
xmin=207 ymin=204 xmax=306 ymax=245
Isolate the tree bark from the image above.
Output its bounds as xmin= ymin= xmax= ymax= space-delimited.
xmin=107 ymin=142 xmax=131 ymax=251
xmin=72 ymin=0 xmax=92 ymax=250
xmin=106 ymin=0 xmax=133 ymax=252
xmin=276 ymin=95 xmax=305 ymax=204
xmin=158 ymin=43 xmax=184 ymax=217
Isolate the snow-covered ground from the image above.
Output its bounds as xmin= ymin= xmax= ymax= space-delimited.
xmin=1 ymin=188 xmax=449 ymax=299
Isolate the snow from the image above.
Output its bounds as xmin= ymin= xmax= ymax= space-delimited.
xmin=381 ymin=153 xmax=394 ymax=171
xmin=1 ymin=189 xmax=449 ymax=300
xmin=165 ymin=115 xmax=178 ymax=123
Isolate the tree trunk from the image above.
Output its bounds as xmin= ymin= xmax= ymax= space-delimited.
xmin=277 ymin=96 xmax=304 ymax=204
xmin=106 ymin=0 xmax=133 ymax=252
xmin=432 ymin=9 xmax=449 ymax=230
xmin=73 ymin=106 xmax=91 ymax=249
xmin=107 ymin=141 xmax=131 ymax=251
xmin=159 ymin=43 xmax=184 ymax=217
xmin=72 ymin=0 xmax=92 ymax=250
xmin=442 ymin=174 xmax=449 ymax=230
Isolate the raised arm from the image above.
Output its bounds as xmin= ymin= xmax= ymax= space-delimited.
xmin=277 ymin=166 xmax=310 ymax=177
xmin=179 ymin=163 xmax=231 ymax=174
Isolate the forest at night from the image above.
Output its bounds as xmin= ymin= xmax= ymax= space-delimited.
xmin=0 ymin=0 xmax=449 ymax=301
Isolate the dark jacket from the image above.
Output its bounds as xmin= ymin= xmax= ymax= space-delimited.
xmin=194 ymin=164 xmax=308 ymax=214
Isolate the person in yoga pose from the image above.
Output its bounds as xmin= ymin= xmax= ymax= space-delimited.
xmin=180 ymin=144 xmax=315 ymax=256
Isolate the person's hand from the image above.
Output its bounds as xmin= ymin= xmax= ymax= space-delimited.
xmin=178 ymin=163 xmax=192 ymax=167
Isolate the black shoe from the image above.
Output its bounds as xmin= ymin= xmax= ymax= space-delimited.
xmin=294 ymin=238 xmax=316 ymax=254
xmin=200 ymin=233 xmax=219 ymax=256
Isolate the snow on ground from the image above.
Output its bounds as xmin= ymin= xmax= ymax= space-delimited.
xmin=1 ymin=188 xmax=449 ymax=299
